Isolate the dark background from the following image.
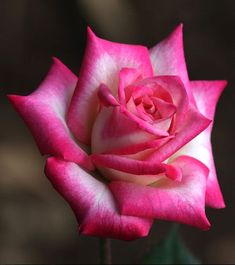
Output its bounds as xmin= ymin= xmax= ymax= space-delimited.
xmin=0 ymin=0 xmax=234 ymax=263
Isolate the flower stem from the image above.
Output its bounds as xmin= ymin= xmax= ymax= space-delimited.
xmin=99 ymin=238 xmax=112 ymax=264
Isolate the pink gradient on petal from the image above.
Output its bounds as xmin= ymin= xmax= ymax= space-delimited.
xmin=91 ymin=153 xmax=166 ymax=175
xmin=191 ymin=80 xmax=227 ymax=121
xmin=110 ymin=156 xmax=210 ymax=230
xmin=147 ymin=107 xmax=211 ymax=163
xmin=91 ymin=153 xmax=181 ymax=183
xmin=91 ymin=106 xmax=165 ymax=155
xmin=45 ymin=157 xmax=153 ymax=240
xmin=68 ymin=27 xmax=153 ymax=144
xmin=97 ymin=83 xmax=119 ymax=107
xmin=121 ymin=106 xmax=169 ymax=136
xmin=8 ymin=58 xmax=93 ymax=170
xmin=149 ymin=24 xmax=194 ymax=103
xmin=186 ymin=80 xmax=227 ymax=208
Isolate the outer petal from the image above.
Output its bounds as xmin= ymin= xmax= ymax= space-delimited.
xmin=8 ymin=58 xmax=93 ymax=170
xmin=149 ymin=24 xmax=194 ymax=102
xmin=172 ymin=80 xmax=227 ymax=208
xmin=67 ymin=27 xmax=153 ymax=144
xmin=191 ymin=80 xmax=227 ymax=122
xmin=110 ymin=156 xmax=210 ymax=230
xmin=45 ymin=157 xmax=153 ymax=240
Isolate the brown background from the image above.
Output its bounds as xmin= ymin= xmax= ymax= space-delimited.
xmin=0 ymin=0 xmax=234 ymax=263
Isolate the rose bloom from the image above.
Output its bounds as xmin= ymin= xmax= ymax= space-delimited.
xmin=8 ymin=24 xmax=226 ymax=240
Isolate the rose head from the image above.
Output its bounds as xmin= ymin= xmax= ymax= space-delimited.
xmin=8 ymin=24 xmax=227 ymax=240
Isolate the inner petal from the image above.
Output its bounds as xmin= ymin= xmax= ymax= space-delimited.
xmin=152 ymin=97 xmax=176 ymax=118
xmin=133 ymin=78 xmax=174 ymax=104
xmin=136 ymin=103 xmax=154 ymax=122
xmin=128 ymin=85 xmax=153 ymax=103
xmin=127 ymin=97 xmax=153 ymax=122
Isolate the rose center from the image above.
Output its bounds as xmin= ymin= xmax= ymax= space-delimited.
xmin=133 ymin=95 xmax=159 ymax=120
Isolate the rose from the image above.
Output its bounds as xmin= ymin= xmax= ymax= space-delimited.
xmin=8 ymin=24 xmax=226 ymax=241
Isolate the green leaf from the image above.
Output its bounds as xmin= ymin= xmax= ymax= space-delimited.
xmin=142 ymin=225 xmax=201 ymax=264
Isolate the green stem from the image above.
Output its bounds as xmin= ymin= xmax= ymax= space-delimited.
xmin=99 ymin=238 xmax=112 ymax=264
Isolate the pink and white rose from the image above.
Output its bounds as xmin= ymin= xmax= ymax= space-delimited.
xmin=8 ymin=24 xmax=226 ymax=240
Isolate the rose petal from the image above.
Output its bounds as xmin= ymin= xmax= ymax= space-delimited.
xmin=173 ymin=80 xmax=227 ymax=208
xmin=147 ymin=107 xmax=211 ymax=163
xmin=110 ymin=156 xmax=210 ymax=230
xmin=8 ymin=58 xmax=93 ymax=170
xmin=68 ymin=27 xmax=153 ymax=144
xmin=127 ymin=97 xmax=153 ymax=122
xmin=152 ymin=97 xmax=176 ymax=118
xmin=91 ymin=106 xmax=167 ymax=155
xmin=91 ymin=153 xmax=181 ymax=182
xmin=92 ymin=153 xmax=166 ymax=175
xmin=149 ymin=23 xmax=194 ymax=102
xmin=118 ymin=68 xmax=142 ymax=104
xmin=191 ymin=80 xmax=227 ymax=121
xmin=121 ymin=106 xmax=169 ymax=136
xmin=134 ymin=76 xmax=189 ymax=131
xmin=97 ymin=83 xmax=119 ymax=107
xmin=45 ymin=157 xmax=153 ymax=240
xmin=164 ymin=163 xmax=182 ymax=182
xmin=105 ymin=136 xmax=173 ymax=155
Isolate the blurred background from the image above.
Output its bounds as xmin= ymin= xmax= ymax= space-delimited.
xmin=0 ymin=0 xmax=234 ymax=263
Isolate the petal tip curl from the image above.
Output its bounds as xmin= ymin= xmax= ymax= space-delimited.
xmin=173 ymin=23 xmax=183 ymax=35
xmin=7 ymin=94 xmax=22 ymax=104
xmin=200 ymin=216 xmax=211 ymax=231
xmin=214 ymin=80 xmax=228 ymax=98
xmin=51 ymin=56 xmax=62 ymax=66
xmin=87 ymin=26 xmax=97 ymax=42
xmin=166 ymin=22 xmax=184 ymax=44
xmin=218 ymin=79 xmax=228 ymax=88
